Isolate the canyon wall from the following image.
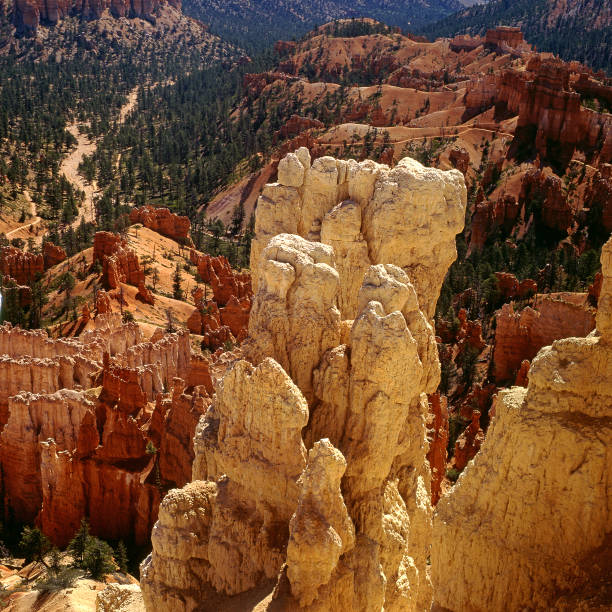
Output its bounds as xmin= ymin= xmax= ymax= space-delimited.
xmin=14 ymin=0 xmax=182 ymax=34
xmin=129 ymin=206 xmax=193 ymax=246
xmin=432 ymin=235 xmax=612 ymax=611
xmin=493 ymin=293 xmax=596 ymax=382
xmin=0 ymin=316 xmax=202 ymax=547
xmin=140 ymin=153 xmax=466 ymax=611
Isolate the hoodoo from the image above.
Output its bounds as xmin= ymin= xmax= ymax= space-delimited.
xmin=140 ymin=152 xmax=467 ymax=610
xmin=432 ymin=236 xmax=612 ymax=611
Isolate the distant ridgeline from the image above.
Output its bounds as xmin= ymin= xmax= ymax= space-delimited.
xmin=180 ymin=0 xmax=464 ymax=53
xmin=419 ymin=0 xmax=612 ymax=74
xmin=12 ymin=0 xmax=182 ymax=35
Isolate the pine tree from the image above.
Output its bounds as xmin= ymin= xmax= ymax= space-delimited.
xmin=83 ymin=538 xmax=115 ymax=580
xmin=19 ymin=526 xmax=52 ymax=566
xmin=116 ymin=540 xmax=129 ymax=574
xmin=68 ymin=518 xmax=93 ymax=567
xmin=172 ymin=263 xmax=183 ymax=300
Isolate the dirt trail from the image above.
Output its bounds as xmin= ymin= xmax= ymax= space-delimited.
xmin=5 ymin=190 xmax=44 ymax=244
xmin=60 ymin=85 xmax=139 ymax=229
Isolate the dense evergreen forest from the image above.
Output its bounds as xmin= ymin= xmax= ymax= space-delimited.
xmin=181 ymin=0 xmax=463 ymax=53
xmin=419 ymin=0 xmax=612 ymax=73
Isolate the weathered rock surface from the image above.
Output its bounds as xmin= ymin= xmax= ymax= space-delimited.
xmin=432 ymin=235 xmax=612 ymax=611
xmin=189 ymin=251 xmax=252 ymax=306
xmin=94 ymin=232 xmax=147 ymax=293
xmin=42 ymin=241 xmax=67 ymax=269
xmin=251 ymin=150 xmax=466 ymax=320
xmin=140 ymin=154 xmax=466 ymax=611
xmin=129 ymin=206 xmax=193 ymax=246
xmin=493 ymin=293 xmax=596 ymax=382
xmin=14 ymin=0 xmax=182 ymax=34
xmin=0 ymin=246 xmax=44 ymax=285
xmin=0 ymin=318 xmax=198 ymax=547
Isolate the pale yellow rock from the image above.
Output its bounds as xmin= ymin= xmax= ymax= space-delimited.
xmin=321 ymin=200 xmax=370 ymax=318
xmin=596 ymin=235 xmax=612 ymax=339
xmin=250 ymin=152 xmax=466 ymax=320
xmin=432 ymin=236 xmax=612 ymax=612
xmin=286 ymin=439 xmax=355 ymax=607
xmin=278 ymin=151 xmax=306 ymax=188
xmin=300 ymin=156 xmax=339 ymax=237
xmin=246 ymin=233 xmax=341 ymax=403
xmin=141 ymin=481 xmax=216 ymax=612
xmin=141 ymin=154 xmax=466 ymax=612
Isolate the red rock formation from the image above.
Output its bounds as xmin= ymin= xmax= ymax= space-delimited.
xmin=588 ymin=271 xmax=603 ymax=306
xmin=457 ymin=308 xmax=486 ymax=353
xmin=469 ymin=196 xmax=521 ymax=252
xmin=219 ymin=295 xmax=250 ymax=340
xmin=0 ymin=321 xmax=196 ymax=547
xmin=136 ymin=281 xmax=155 ymax=305
xmin=14 ymin=0 xmax=181 ymax=34
xmin=511 ymin=58 xmax=612 ymax=165
xmin=277 ymin=115 xmax=324 ymax=140
xmin=93 ymin=232 xmax=146 ymax=291
xmin=495 ymin=272 xmax=538 ymax=302
xmin=452 ymin=410 xmax=484 ymax=472
xmin=427 ymin=393 xmax=449 ymax=506
xmin=493 ymin=294 xmax=596 ymax=382
xmin=515 ymin=359 xmax=530 ymax=386
xmin=449 ymin=147 xmax=470 ymax=175
xmin=96 ymin=289 xmax=112 ymax=315
xmin=155 ymin=379 xmax=211 ymax=488
xmin=485 ymin=27 xmax=526 ymax=51
xmin=519 ymin=169 xmax=575 ymax=231
xmin=0 ymin=246 xmax=44 ymax=285
xmin=189 ymin=251 xmax=252 ymax=306
xmin=129 ymin=206 xmax=193 ymax=246
xmin=42 ymin=242 xmax=67 ymax=270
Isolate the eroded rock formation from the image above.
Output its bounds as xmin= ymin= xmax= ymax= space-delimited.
xmin=0 ymin=317 xmax=204 ymax=547
xmin=93 ymin=232 xmax=149 ymax=297
xmin=0 ymin=246 xmax=44 ymax=285
xmin=42 ymin=241 xmax=67 ymax=269
xmin=432 ymin=235 xmax=612 ymax=611
xmin=189 ymin=251 xmax=252 ymax=307
xmin=129 ymin=206 xmax=193 ymax=246
xmin=251 ymin=148 xmax=466 ymax=320
xmin=140 ymin=153 xmax=467 ymax=611
xmin=493 ymin=293 xmax=596 ymax=382
xmin=14 ymin=0 xmax=182 ymax=34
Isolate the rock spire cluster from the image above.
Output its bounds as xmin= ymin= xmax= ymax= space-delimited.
xmin=140 ymin=151 xmax=467 ymax=610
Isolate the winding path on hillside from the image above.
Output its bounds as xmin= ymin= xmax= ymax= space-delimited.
xmin=61 ymin=86 xmax=139 ymax=229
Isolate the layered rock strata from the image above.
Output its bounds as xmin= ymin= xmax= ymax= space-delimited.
xmin=189 ymin=251 xmax=252 ymax=307
xmin=0 ymin=317 xmax=201 ymax=547
xmin=129 ymin=206 xmax=193 ymax=246
xmin=493 ymin=293 xmax=596 ymax=382
xmin=432 ymin=235 xmax=612 ymax=611
xmin=140 ymin=154 xmax=467 ymax=611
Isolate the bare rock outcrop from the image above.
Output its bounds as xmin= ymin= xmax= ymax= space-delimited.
xmin=93 ymin=232 xmax=147 ymax=292
xmin=141 ymin=154 xmax=466 ymax=611
xmin=493 ymin=293 xmax=596 ymax=382
xmin=189 ymin=251 xmax=252 ymax=306
xmin=432 ymin=235 xmax=612 ymax=611
xmin=251 ymin=149 xmax=466 ymax=320
xmin=0 ymin=246 xmax=44 ymax=285
xmin=42 ymin=241 xmax=67 ymax=269
xmin=0 ymin=318 xmax=196 ymax=547
xmin=129 ymin=206 xmax=193 ymax=246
